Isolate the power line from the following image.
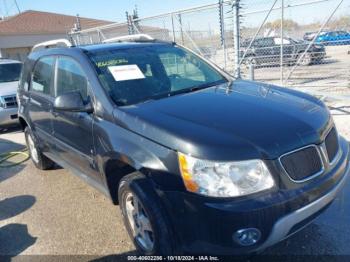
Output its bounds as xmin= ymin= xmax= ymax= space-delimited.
xmin=14 ymin=0 xmax=20 ymax=13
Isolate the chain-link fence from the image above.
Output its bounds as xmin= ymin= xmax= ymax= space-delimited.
xmin=70 ymin=1 xmax=235 ymax=73
xmin=69 ymin=0 xmax=350 ymax=100
xmin=239 ymin=0 xmax=350 ymax=99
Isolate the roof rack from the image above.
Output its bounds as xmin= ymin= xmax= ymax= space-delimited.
xmin=102 ymin=34 xmax=155 ymax=43
xmin=32 ymin=39 xmax=73 ymax=52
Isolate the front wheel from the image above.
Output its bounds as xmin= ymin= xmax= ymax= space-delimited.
xmin=24 ymin=127 xmax=54 ymax=170
xmin=119 ymin=172 xmax=178 ymax=255
xmin=298 ymin=52 xmax=312 ymax=66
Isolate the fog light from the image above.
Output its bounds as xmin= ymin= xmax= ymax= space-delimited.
xmin=233 ymin=228 xmax=261 ymax=246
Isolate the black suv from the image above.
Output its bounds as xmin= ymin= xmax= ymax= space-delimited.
xmin=241 ymin=37 xmax=325 ymax=66
xmin=17 ymin=39 xmax=349 ymax=255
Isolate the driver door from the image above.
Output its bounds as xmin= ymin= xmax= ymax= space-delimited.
xmin=52 ymin=56 xmax=98 ymax=180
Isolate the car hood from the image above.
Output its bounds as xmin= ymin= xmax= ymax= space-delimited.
xmin=0 ymin=81 xmax=19 ymax=97
xmin=114 ymin=80 xmax=331 ymax=161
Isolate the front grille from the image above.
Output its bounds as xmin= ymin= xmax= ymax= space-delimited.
xmin=2 ymin=95 xmax=18 ymax=108
xmin=325 ymin=127 xmax=339 ymax=163
xmin=280 ymin=146 xmax=323 ymax=181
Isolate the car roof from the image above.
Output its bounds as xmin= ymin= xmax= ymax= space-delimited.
xmin=0 ymin=58 xmax=22 ymax=64
xmin=78 ymin=41 xmax=173 ymax=53
xmin=28 ymin=41 xmax=175 ymax=61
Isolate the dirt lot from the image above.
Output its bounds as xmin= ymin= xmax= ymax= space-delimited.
xmin=0 ymin=102 xmax=350 ymax=261
xmin=239 ymin=45 xmax=350 ymax=97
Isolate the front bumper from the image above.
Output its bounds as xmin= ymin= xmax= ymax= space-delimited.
xmin=0 ymin=107 xmax=19 ymax=126
xmin=311 ymin=50 xmax=326 ymax=60
xmin=158 ymin=137 xmax=349 ymax=255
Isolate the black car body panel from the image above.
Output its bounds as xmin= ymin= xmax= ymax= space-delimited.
xmin=119 ymin=80 xmax=331 ymax=161
xmin=241 ymin=37 xmax=325 ymax=65
xmin=17 ymin=41 xmax=349 ymax=255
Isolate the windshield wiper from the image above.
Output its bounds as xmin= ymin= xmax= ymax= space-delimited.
xmin=133 ymin=79 xmax=228 ymax=106
xmin=168 ymin=79 xmax=228 ymax=97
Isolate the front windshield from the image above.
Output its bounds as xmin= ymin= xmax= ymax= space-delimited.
xmin=88 ymin=44 xmax=227 ymax=106
xmin=0 ymin=63 xmax=22 ymax=83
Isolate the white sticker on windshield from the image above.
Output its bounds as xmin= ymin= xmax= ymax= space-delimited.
xmin=108 ymin=65 xmax=145 ymax=81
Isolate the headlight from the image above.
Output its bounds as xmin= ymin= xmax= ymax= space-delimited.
xmin=178 ymin=153 xmax=275 ymax=197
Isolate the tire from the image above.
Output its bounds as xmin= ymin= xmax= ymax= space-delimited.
xmin=118 ymin=172 xmax=178 ymax=255
xmin=298 ymin=52 xmax=312 ymax=66
xmin=243 ymin=56 xmax=258 ymax=67
xmin=24 ymin=127 xmax=54 ymax=170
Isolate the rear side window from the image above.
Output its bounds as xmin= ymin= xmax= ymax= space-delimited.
xmin=56 ymin=56 xmax=88 ymax=100
xmin=255 ymin=38 xmax=274 ymax=47
xmin=32 ymin=56 xmax=55 ymax=95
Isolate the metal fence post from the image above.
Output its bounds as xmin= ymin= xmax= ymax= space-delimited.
xmin=249 ymin=64 xmax=255 ymax=81
xmin=126 ymin=12 xmax=132 ymax=35
xmin=219 ymin=0 xmax=227 ymax=69
xmin=178 ymin=14 xmax=185 ymax=45
xmin=171 ymin=13 xmax=176 ymax=42
xmin=233 ymin=0 xmax=241 ymax=78
xmin=280 ymin=0 xmax=284 ymax=85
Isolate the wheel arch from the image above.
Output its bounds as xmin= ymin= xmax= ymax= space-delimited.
xmin=18 ymin=116 xmax=28 ymax=131
xmin=103 ymin=156 xmax=138 ymax=205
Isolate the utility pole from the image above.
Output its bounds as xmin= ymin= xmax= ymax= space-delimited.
xmin=75 ymin=14 xmax=81 ymax=31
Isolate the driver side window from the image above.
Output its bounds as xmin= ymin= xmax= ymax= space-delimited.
xmin=56 ymin=56 xmax=88 ymax=100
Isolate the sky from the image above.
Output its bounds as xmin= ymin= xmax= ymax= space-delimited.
xmin=1 ymin=0 xmax=349 ymax=28
xmin=7 ymin=0 xmax=216 ymax=22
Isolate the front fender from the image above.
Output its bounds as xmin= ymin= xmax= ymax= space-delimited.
xmin=95 ymin=121 xmax=177 ymax=173
xmin=93 ymin=117 xmax=181 ymax=202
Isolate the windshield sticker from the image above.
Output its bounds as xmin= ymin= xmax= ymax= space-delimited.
xmin=96 ymin=59 xmax=128 ymax=68
xmin=108 ymin=65 xmax=145 ymax=81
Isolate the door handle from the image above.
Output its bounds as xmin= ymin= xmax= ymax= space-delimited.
xmin=22 ymin=95 xmax=30 ymax=101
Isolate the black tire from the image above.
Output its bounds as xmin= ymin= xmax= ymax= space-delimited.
xmin=118 ymin=172 xmax=178 ymax=255
xmin=298 ymin=52 xmax=312 ymax=66
xmin=243 ymin=56 xmax=258 ymax=67
xmin=24 ymin=126 xmax=54 ymax=170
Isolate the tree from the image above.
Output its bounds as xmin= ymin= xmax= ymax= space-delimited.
xmin=329 ymin=16 xmax=350 ymax=30
xmin=265 ymin=19 xmax=300 ymax=31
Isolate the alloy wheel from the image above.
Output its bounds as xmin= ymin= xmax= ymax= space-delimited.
xmin=125 ymin=192 xmax=154 ymax=252
xmin=27 ymin=134 xmax=39 ymax=163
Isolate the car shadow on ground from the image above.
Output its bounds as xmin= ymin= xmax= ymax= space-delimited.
xmin=0 ymin=125 xmax=22 ymax=135
xmin=0 ymin=137 xmax=27 ymax=183
xmin=0 ymin=224 xmax=37 ymax=260
xmin=0 ymin=195 xmax=37 ymax=259
xmin=0 ymin=136 xmax=25 ymax=153
xmin=0 ymin=195 xmax=36 ymax=221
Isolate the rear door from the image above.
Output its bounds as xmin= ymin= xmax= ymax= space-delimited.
xmin=255 ymin=38 xmax=275 ymax=64
xmin=28 ymin=56 xmax=56 ymax=149
xmin=51 ymin=56 xmax=98 ymax=180
xmin=273 ymin=37 xmax=294 ymax=63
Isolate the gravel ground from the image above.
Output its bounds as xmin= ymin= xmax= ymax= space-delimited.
xmin=0 ymin=102 xmax=349 ymax=261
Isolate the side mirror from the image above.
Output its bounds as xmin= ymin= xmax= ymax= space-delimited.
xmin=53 ymin=91 xmax=93 ymax=113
